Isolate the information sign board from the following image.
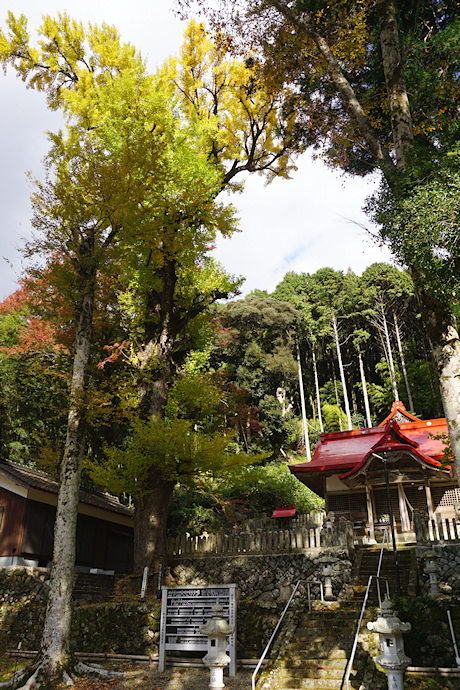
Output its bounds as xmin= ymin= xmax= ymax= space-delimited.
xmin=159 ymin=584 xmax=237 ymax=675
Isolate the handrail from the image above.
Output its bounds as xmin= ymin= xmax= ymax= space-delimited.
xmin=447 ymin=609 xmax=460 ymax=668
xmin=251 ymin=578 xmax=324 ymax=690
xmin=343 ymin=528 xmax=390 ymax=690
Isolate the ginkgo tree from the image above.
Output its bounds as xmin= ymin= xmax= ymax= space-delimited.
xmin=102 ymin=20 xmax=304 ymax=577
xmin=0 ymin=12 xmax=241 ymax=688
xmin=0 ymin=11 xmax=305 ymax=685
xmin=159 ymin=19 xmax=300 ymax=186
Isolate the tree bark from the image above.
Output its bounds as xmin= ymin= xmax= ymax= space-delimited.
xmin=375 ymin=0 xmax=414 ymax=168
xmin=394 ymin=312 xmax=415 ymax=412
xmin=414 ymin=282 xmax=460 ymax=481
xmin=382 ymin=305 xmax=399 ymax=402
xmin=332 ymin=366 xmax=343 ymax=432
xmin=133 ymin=477 xmax=175 ymax=577
xmin=312 ymin=345 xmax=324 ymax=432
xmin=332 ymin=311 xmax=352 ymax=430
xmin=297 ymin=340 xmax=311 ymax=461
xmin=133 ymin=258 xmax=179 ymax=574
xmin=38 ymin=250 xmax=95 ymax=682
xmin=358 ymin=346 xmax=372 ymax=428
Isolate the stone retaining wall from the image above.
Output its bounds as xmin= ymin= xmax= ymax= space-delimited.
xmin=0 ymin=549 xmax=354 ymax=658
xmin=416 ymin=543 xmax=460 ymax=595
xmin=167 ymin=547 xmax=354 ymax=606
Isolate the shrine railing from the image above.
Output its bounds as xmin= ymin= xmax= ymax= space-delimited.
xmin=413 ymin=509 xmax=460 ymax=544
xmin=166 ymin=513 xmax=354 ymax=558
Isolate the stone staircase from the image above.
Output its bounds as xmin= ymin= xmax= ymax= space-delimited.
xmin=259 ymin=602 xmax=382 ymax=690
xmin=353 ymin=546 xmax=414 ymax=601
xmin=73 ymin=572 xmax=117 ymax=602
xmin=258 ymin=547 xmax=417 ymax=689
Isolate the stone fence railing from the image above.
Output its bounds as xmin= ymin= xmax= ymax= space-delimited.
xmin=414 ymin=509 xmax=460 ymax=544
xmin=166 ymin=514 xmax=353 ymax=558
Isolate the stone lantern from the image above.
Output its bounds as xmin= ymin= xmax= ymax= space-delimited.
xmin=421 ymin=548 xmax=440 ymax=596
xmin=199 ymin=600 xmax=235 ymax=690
xmin=319 ymin=554 xmax=335 ymax=600
xmin=367 ymin=597 xmax=411 ymax=690
xmin=325 ymin=511 xmax=335 ymax=530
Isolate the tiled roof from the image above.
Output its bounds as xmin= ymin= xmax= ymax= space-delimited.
xmin=290 ymin=417 xmax=449 ymax=477
xmin=0 ymin=457 xmax=132 ymax=518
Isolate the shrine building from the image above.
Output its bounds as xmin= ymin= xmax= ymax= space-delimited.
xmin=289 ymin=401 xmax=460 ymax=542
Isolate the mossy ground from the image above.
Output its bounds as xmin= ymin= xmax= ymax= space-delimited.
xmin=0 ymin=655 xmax=22 ymax=682
xmin=405 ymin=676 xmax=460 ymax=690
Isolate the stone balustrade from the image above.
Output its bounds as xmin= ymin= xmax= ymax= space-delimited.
xmin=413 ymin=509 xmax=460 ymax=544
xmin=166 ymin=512 xmax=354 ymax=558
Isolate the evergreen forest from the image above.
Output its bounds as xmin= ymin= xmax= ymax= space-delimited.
xmin=0 ymin=262 xmax=446 ymax=534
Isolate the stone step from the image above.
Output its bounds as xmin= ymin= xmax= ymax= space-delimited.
xmin=294 ymin=620 xmax=360 ymax=632
xmin=292 ymin=627 xmax=357 ymax=642
xmin=280 ymin=658 xmax=348 ymax=670
xmin=297 ymin=611 xmax=374 ymax=625
xmin=284 ymin=645 xmax=348 ymax=658
xmin=357 ymin=564 xmax=411 ymax=573
xmin=359 ymin=566 xmax=410 ymax=582
xmin=298 ymin=609 xmax=364 ymax=620
xmin=270 ymin=678 xmax=344 ymax=689
xmin=277 ymin=667 xmax=346 ymax=680
xmin=358 ymin=564 xmax=411 ymax=573
xmin=269 ymin=598 xmax=379 ymax=690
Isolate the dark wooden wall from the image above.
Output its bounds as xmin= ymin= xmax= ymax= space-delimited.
xmin=0 ymin=488 xmax=133 ymax=572
xmin=0 ymin=487 xmax=28 ymax=558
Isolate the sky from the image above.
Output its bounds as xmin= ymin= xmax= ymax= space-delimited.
xmin=0 ymin=0 xmax=393 ymax=301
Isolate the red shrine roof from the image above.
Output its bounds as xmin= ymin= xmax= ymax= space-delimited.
xmin=271 ymin=506 xmax=297 ymax=518
xmin=378 ymin=400 xmax=421 ymax=426
xmin=289 ymin=402 xmax=450 ymax=494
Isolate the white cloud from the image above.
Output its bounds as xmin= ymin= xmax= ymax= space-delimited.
xmin=214 ymin=157 xmax=393 ymax=295
xmin=0 ymin=0 xmax=393 ymax=301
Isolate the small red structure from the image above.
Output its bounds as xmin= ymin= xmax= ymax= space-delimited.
xmin=289 ymin=402 xmax=458 ymax=542
xmin=271 ymin=506 xmax=297 ymax=518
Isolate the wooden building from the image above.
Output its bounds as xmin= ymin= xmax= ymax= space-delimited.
xmin=0 ymin=457 xmax=133 ymax=573
xmin=290 ymin=402 xmax=459 ymax=542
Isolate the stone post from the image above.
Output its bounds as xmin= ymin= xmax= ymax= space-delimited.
xmin=421 ymin=549 xmax=440 ymax=596
xmin=367 ymin=597 xmax=411 ymax=690
xmin=319 ymin=554 xmax=336 ymax=601
xmin=413 ymin=509 xmax=425 ymax=543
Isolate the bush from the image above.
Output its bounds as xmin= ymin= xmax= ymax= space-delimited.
xmin=167 ymin=462 xmax=323 ymax=535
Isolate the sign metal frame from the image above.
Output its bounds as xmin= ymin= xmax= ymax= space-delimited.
xmin=159 ymin=583 xmax=237 ymax=675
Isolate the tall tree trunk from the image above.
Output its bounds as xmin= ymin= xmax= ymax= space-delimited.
xmin=379 ymin=330 xmax=390 ymax=367
xmin=332 ymin=311 xmax=352 ymax=430
xmin=297 ymin=341 xmax=311 ymax=461
xmin=382 ymin=305 xmax=399 ymax=401
xmin=268 ymin=0 xmax=393 ymax=167
xmin=332 ymin=366 xmax=343 ymax=432
xmin=38 ymin=255 xmax=95 ymax=683
xmin=133 ymin=478 xmax=175 ymax=577
xmin=375 ymin=0 xmax=414 ymax=169
xmin=358 ymin=346 xmax=372 ymax=428
xmin=393 ymin=312 xmax=415 ymax=412
xmin=312 ymin=345 xmax=324 ymax=432
xmin=134 ymin=259 xmax=178 ymax=575
xmin=414 ymin=283 xmax=460 ymax=481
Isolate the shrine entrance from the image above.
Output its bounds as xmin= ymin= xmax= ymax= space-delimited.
xmin=290 ymin=403 xmax=458 ymax=544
